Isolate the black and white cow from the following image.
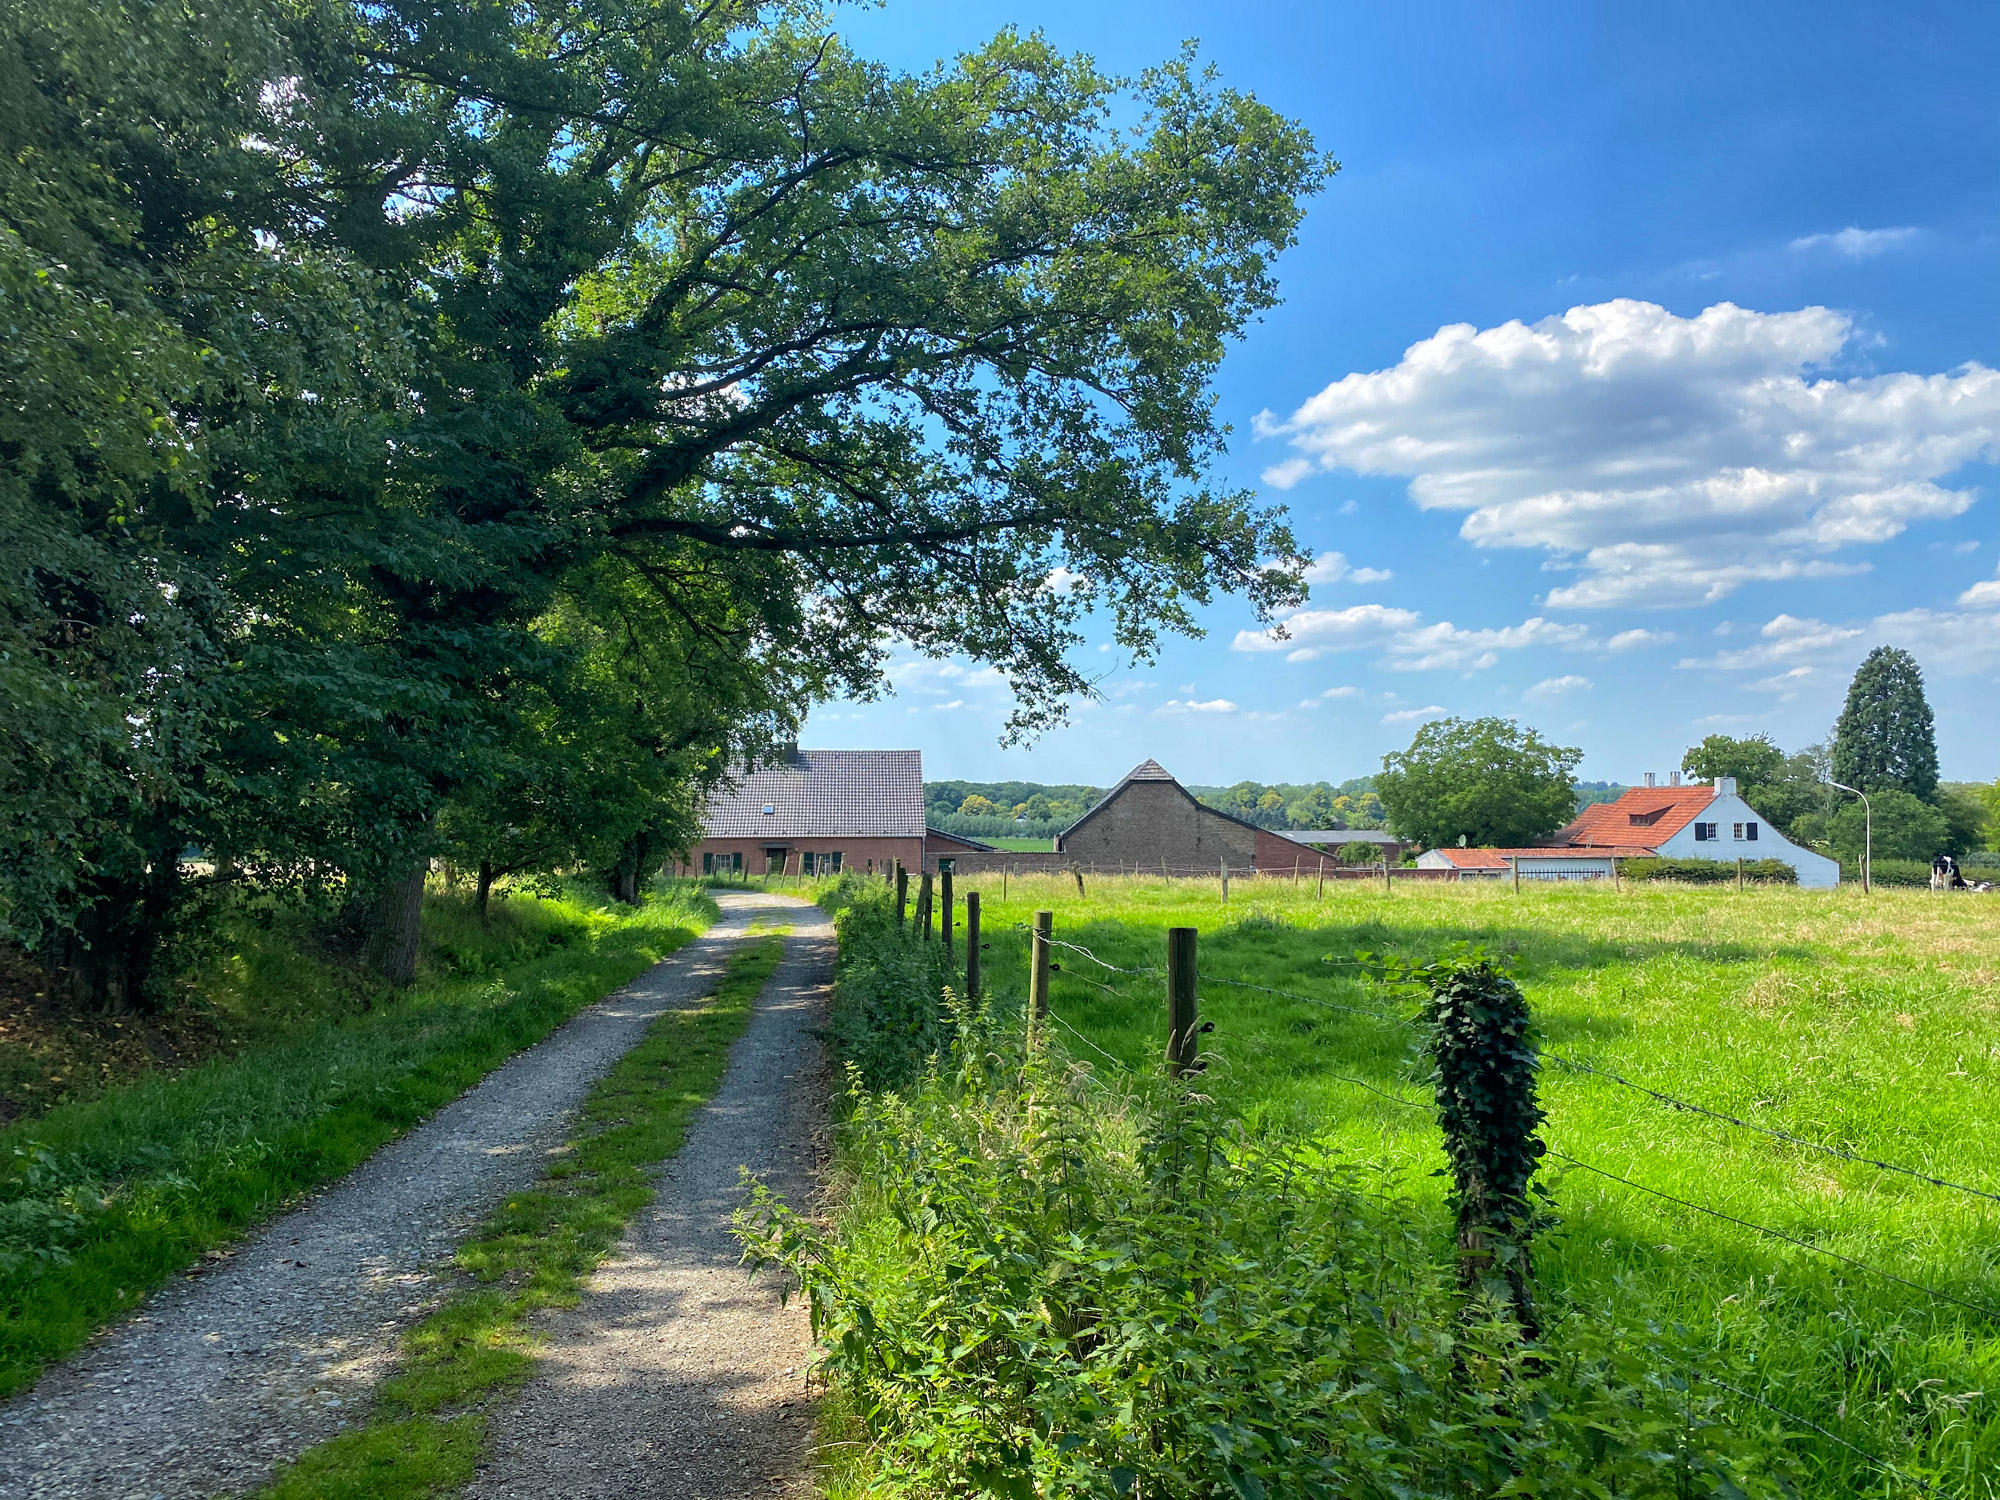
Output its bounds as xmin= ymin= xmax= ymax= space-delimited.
xmin=1932 ymin=854 xmax=1969 ymax=891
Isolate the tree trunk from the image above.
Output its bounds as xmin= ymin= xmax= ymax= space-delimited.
xmin=364 ymin=865 xmax=426 ymax=985
xmin=476 ymin=861 xmax=495 ymax=920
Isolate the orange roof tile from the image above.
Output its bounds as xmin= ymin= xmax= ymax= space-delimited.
xmin=1553 ymin=785 xmax=1717 ymax=848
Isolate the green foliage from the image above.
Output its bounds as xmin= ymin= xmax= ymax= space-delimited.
xmin=0 ymin=882 xmax=713 ymax=1394
xmin=1819 ymin=787 xmax=1951 ymax=862
xmin=1190 ymin=779 xmax=1386 ymax=829
xmin=7 ymin=0 xmax=1327 ymax=1004
xmin=743 ymin=946 xmax=1788 ymax=1497
xmin=1377 ymin=716 xmax=1584 ymax=848
xmin=1832 ymin=647 xmax=1940 ymax=802
xmin=819 ymin=880 xmax=956 ymax=1092
xmin=1619 ymin=857 xmax=1800 ymax=885
xmin=1937 ymin=784 xmax=1994 ymax=853
xmin=1408 ymin=952 xmax=1547 ymax=1327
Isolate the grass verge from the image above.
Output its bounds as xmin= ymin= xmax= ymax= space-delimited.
xmin=0 ymin=882 xmax=715 ymax=1397
xmin=251 ymin=931 xmax=785 ymax=1500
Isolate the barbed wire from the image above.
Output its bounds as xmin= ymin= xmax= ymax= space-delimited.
xmin=1543 ymin=1052 xmax=2000 ymax=1208
xmin=1196 ymin=971 xmax=1416 ymax=1026
xmin=1547 ymin=1149 xmax=2000 ymax=1324
xmin=1677 ymin=1362 xmax=1950 ymax=1498
xmin=1042 ymin=936 xmax=1162 ymax=977
xmin=1045 ymin=1010 xmax=1136 ymax=1074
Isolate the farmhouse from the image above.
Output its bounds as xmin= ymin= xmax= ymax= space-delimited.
xmin=1052 ymin=759 xmax=1309 ymax=873
xmin=685 ymin=747 xmax=991 ymax=877
xmin=1414 ymin=774 xmax=1840 ymax=886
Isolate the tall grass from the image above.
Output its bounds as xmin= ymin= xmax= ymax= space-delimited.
xmin=0 ymin=880 xmax=714 ymax=1396
xmin=948 ymin=872 xmax=2000 ymax=1497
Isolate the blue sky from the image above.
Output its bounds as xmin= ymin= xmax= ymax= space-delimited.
xmin=803 ymin=0 xmax=2000 ymax=788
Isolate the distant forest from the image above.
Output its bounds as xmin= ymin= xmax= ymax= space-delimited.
xmin=925 ymin=776 xmax=1632 ymax=838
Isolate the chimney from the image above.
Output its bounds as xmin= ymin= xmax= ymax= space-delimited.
xmin=1669 ymin=771 xmax=1681 ymax=787
xmin=1715 ymin=776 xmax=1737 ymax=796
xmin=1644 ymin=771 xmax=1657 ymax=788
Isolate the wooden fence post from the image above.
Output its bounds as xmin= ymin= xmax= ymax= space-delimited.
xmin=1220 ymin=859 xmax=1230 ymax=903
xmin=1166 ymin=926 xmax=1199 ymax=1077
xmin=941 ymin=868 xmax=955 ymax=959
xmin=1383 ymin=856 xmax=1392 ymax=894
xmin=1317 ymin=858 xmax=1326 ymax=899
xmin=1073 ymin=863 xmax=1085 ymax=897
xmin=918 ymin=871 xmax=934 ymax=941
xmin=965 ymin=891 xmax=981 ymax=999
xmin=896 ymin=862 xmax=908 ymax=930
xmin=1736 ymin=856 xmax=1744 ymax=892
xmin=1029 ymin=909 xmax=1053 ymax=1036
xmin=1511 ymin=856 xmax=1521 ymax=894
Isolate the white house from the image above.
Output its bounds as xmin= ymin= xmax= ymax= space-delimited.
xmin=1414 ymin=775 xmax=1840 ymax=887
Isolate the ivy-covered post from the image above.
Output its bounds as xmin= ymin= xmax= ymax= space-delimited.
xmin=940 ymin=868 xmax=955 ymax=960
xmin=964 ymin=891 xmax=981 ymax=999
xmin=1419 ymin=955 xmax=1547 ymax=1339
xmin=917 ymin=871 xmax=934 ymax=941
xmin=895 ymin=862 xmax=909 ymax=931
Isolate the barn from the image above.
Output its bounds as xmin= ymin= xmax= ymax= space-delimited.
xmin=1052 ymin=759 xmax=1305 ymax=874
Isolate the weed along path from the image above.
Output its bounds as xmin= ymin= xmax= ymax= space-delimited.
xmin=0 ymin=890 xmax=828 ymax=1500
xmin=462 ymin=895 xmax=832 ymax=1500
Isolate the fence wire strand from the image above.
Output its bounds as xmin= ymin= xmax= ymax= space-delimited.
xmin=1678 ymin=1363 xmax=1950 ymax=1498
xmin=1547 ymin=1150 xmax=2000 ymax=1324
xmin=1544 ymin=1051 xmax=2000 ymax=1208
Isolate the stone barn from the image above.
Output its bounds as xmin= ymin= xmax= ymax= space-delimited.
xmin=1052 ymin=760 xmax=1304 ymax=874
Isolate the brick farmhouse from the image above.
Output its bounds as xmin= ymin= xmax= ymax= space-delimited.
xmin=681 ymin=748 xmax=992 ymax=878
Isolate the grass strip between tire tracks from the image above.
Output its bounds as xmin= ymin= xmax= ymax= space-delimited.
xmin=247 ymin=930 xmax=787 ymax=1500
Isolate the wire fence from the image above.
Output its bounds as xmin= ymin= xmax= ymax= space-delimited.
xmin=948 ymin=905 xmax=1996 ymax=1492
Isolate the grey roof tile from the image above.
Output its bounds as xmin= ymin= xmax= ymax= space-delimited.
xmin=701 ymin=749 xmax=925 ymax=839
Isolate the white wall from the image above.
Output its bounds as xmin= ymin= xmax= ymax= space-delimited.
xmin=1654 ymin=788 xmax=1841 ymax=888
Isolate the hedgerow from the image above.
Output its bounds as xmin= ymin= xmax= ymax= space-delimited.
xmin=1620 ymin=857 xmax=1798 ymax=885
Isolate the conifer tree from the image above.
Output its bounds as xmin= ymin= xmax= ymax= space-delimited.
xmin=1830 ymin=647 xmax=1939 ymax=802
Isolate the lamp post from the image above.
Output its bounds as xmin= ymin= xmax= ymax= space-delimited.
xmin=1828 ymin=780 xmax=1871 ymax=894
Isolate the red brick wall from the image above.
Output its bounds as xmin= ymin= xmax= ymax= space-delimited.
xmin=680 ymin=836 xmax=921 ymax=878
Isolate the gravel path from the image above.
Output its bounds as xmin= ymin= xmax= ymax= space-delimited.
xmin=464 ymin=895 xmax=833 ymax=1500
xmin=0 ymin=891 xmax=810 ymax=1500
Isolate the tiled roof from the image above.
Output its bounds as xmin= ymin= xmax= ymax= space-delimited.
xmin=701 ymin=749 xmax=924 ymax=838
xmin=1554 ymin=785 xmax=1717 ymax=847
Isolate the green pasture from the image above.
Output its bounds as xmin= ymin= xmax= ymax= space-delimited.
xmin=954 ymin=871 xmax=2000 ymax=1497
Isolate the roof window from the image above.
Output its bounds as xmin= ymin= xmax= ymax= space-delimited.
xmin=762 ymin=803 xmax=775 ymax=815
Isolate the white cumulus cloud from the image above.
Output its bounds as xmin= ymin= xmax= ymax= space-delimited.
xmin=1255 ymin=299 xmax=2000 ymax=608
xmin=1382 ymin=705 xmax=1447 ymax=725
xmin=1155 ymin=698 xmax=1238 ymax=715
xmin=1386 ymin=616 xmax=1591 ymax=672
xmin=1231 ymin=603 xmax=1419 ymax=662
xmin=1302 ymin=550 xmax=1393 ymax=586
xmin=1524 ymin=674 xmax=1592 ymax=700
xmin=1607 ymin=627 xmax=1676 ymax=652
xmin=1789 ymin=226 xmax=1921 ymax=257
xmin=1961 ymin=566 xmax=2000 ymax=608
xmin=1298 ymin=685 xmax=1363 ymax=708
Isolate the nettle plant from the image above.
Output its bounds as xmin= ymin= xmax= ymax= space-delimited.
xmin=739 ymin=961 xmax=1789 ymax=1498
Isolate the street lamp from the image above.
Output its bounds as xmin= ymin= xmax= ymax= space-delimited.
xmin=1827 ymin=780 xmax=1871 ymax=894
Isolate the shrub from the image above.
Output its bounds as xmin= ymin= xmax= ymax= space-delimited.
xmin=1620 ymin=857 xmax=1797 ymax=885
xmin=817 ymin=878 xmax=954 ymax=1092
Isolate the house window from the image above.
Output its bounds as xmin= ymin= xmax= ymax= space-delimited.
xmin=938 ymin=857 xmax=956 ymax=875
xmin=1744 ymin=822 xmax=1758 ymax=841
xmin=801 ymin=852 xmax=815 ymax=875
xmin=1733 ymin=823 xmax=1744 ymax=840
xmin=702 ymin=852 xmax=714 ymax=874
xmin=731 ymin=852 xmax=743 ymax=872
xmin=829 ymin=851 xmax=843 ymax=872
